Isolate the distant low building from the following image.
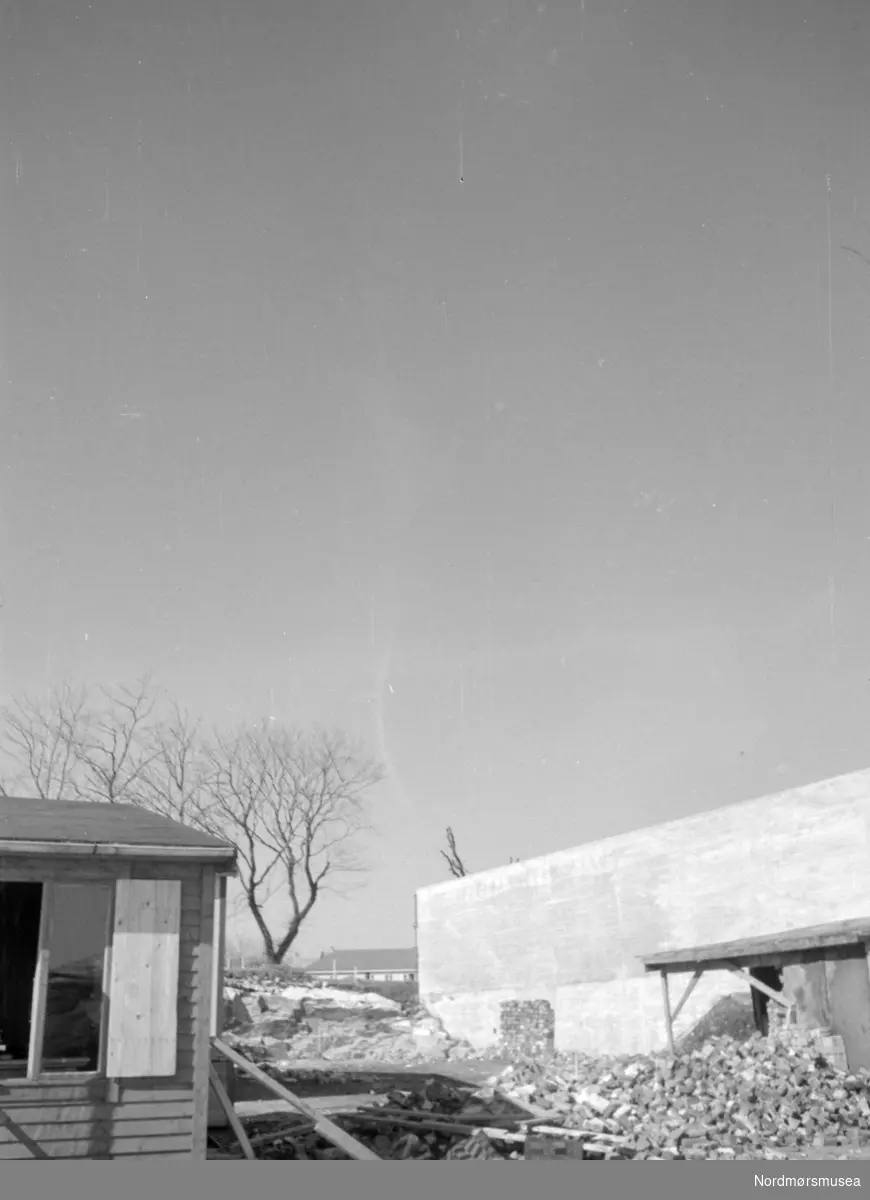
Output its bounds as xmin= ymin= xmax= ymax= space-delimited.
xmin=303 ymin=948 xmax=417 ymax=982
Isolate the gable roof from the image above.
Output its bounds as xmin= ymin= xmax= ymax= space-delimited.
xmin=304 ymin=948 xmax=417 ymax=973
xmin=0 ymin=795 xmax=237 ymax=864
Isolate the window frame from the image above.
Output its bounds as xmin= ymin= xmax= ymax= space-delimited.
xmin=1 ymin=877 xmax=115 ymax=1084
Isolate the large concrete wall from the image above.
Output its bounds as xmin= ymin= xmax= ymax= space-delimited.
xmin=417 ymin=769 xmax=870 ymax=1055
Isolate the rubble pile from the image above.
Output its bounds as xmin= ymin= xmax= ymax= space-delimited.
xmin=489 ymin=1028 xmax=870 ymax=1160
xmin=211 ymin=1027 xmax=870 ymax=1161
xmin=222 ymin=980 xmax=481 ymax=1065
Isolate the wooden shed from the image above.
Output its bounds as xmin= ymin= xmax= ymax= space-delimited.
xmin=0 ymin=795 xmax=236 ymax=1160
xmin=642 ymin=917 xmax=870 ymax=1070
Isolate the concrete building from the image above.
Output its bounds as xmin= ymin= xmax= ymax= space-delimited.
xmin=303 ymin=948 xmax=417 ymax=982
xmin=416 ymin=769 xmax=870 ymax=1059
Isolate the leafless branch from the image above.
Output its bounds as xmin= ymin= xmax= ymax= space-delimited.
xmin=68 ymin=674 xmax=162 ymax=803
xmin=0 ymin=681 xmax=90 ymax=798
xmin=441 ymin=826 xmax=468 ymax=878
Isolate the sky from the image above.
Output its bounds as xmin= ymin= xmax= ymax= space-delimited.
xmin=2 ymin=0 xmax=870 ymax=963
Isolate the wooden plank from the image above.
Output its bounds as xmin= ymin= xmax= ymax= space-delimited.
xmin=0 ymin=840 xmax=234 ymax=861
xmin=212 ymin=1038 xmax=380 ymax=1161
xmin=0 ymin=1084 xmax=108 ymax=1103
xmin=211 ymin=874 xmax=227 ymax=1038
xmin=208 ymin=1064 xmax=254 ymax=1159
xmin=659 ymin=970 xmax=675 ymax=1054
xmin=27 ymin=884 xmax=53 ymax=1079
xmin=191 ymin=868 xmax=216 ymax=1162
xmin=0 ymin=1134 xmax=193 ymax=1159
xmin=108 ymin=1118 xmax=193 ymax=1138
xmin=97 ymin=878 xmax=117 ymax=1077
xmin=130 ymin=862 xmax=201 ymax=881
xmin=727 ymin=963 xmax=790 ymax=1007
xmin=109 ymin=1150 xmax=193 ymax=1160
xmin=105 ymin=1132 xmax=193 ymax=1154
xmin=0 ymin=1102 xmax=194 ymax=1123
xmin=0 ymin=860 xmax=116 ymax=883
xmin=106 ymin=879 xmax=182 ymax=1078
xmin=671 ymin=968 xmax=702 ymax=1024
xmin=118 ymin=1085 xmax=195 ymax=1103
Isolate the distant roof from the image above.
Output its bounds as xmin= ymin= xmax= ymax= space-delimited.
xmin=641 ymin=916 xmax=870 ymax=973
xmin=304 ymin=948 xmax=417 ymax=973
xmin=0 ymin=795 xmax=236 ymax=863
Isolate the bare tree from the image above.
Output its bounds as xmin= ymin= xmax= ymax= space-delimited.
xmin=131 ymin=701 xmax=211 ymax=825
xmin=0 ymin=675 xmax=169 ymax=806
xmin=198 ymin=722 xmax=384 ymax=964
xmin=0 ymin=681 xmax=90 ymax=798
xmin=441 ymin=826 xmax=467 ymax=878
xmin=67 ymin=675 xmax=162 ymax=804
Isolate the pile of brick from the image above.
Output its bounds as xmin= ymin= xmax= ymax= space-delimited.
xmin=500 ymin=1000 xmax=555 ymax=1059
xmin=489 ymin=1029 xmax=870 ymax=1159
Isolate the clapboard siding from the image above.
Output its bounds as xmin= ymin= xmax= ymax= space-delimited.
xmin=0 ymin=1117 xmax=193 ymax=1142
xmin=0 ymin=860 xmax=219 ymax=1160
xmin=118 ymin=1083 xmax=194 ymax=1102
xmin=0 ymin=1134 xmax=195 ymax=1159
xmin=0 ymin=1101 xmax=194 ymax=1121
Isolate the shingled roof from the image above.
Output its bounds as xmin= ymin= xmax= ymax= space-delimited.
xmin=0 ymin=795 xmax=236 ymax=863
xmin=304 ymin=948 xmax=417 ymax=973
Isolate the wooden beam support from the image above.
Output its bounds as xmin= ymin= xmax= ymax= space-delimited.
xmin=727 ymin=963 xmax=790 ymax=1007
xmin=671 ymin=968 xmax=702 ymax=1025
xmin=212 ymin=1037 xmax=380 ymax=1160
xmin=660 ymin=970 xmax=675 ymax=1054
xmin=209 ymin=1063 xmax=255 ymax=1160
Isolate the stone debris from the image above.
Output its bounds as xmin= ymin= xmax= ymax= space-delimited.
xmin=215 ymin=1023 xmax=870 ymax=1161
xmin=222 ymin=980 xmax=480 ymax=1065
xmin=487 ymin=1026 xmax=870 ymax=1160
xmin=214 ymin=974 xmax=870 ymax=1161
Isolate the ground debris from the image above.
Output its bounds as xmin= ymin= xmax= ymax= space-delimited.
xmin=212 ymin=973 xmax=870 ymax=1162
xmin=222 ymin=976 xmax=481 ymax=1065
xmin=211 ymin=1030 xmax=870 ymax=1161
xmin=488 ymin=1028 xmax=870 ymax=1160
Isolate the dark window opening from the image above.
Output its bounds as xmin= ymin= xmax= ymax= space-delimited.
xmin=749 ymin=966 xmax=783 ymax=1037
xmin=0 ymin=881 xmax=112 ymax=1079
xmin=0 ymin=882 xmax=43 ymax=1062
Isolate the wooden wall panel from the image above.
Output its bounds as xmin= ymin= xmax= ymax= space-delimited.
xmin=106 ymin=880 xmax=181 ymax=1078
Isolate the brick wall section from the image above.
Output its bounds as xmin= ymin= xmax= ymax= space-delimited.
xmin=500 ymin=1000 xmax=555 ymax=1058
xmin=417 ymin=769 xmax=870 ymax=1056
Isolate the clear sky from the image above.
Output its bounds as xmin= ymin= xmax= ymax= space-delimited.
xmin=2 ymin=0 xmax=870 ymax=962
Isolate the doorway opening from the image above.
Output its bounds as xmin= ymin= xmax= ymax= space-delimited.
xmin=749 ymin=965 xmax=783 ymax=1036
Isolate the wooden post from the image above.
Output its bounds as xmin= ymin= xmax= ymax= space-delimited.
xmin=211 ymin=875 xmax=228 ymax=1038
xmin=671 ymin=968 xmax=703 ymax=1025
xmin=209 ymin=1063 xmax=255 ymax=1160
xmin=212 ymin=1037 xmax=380 ymax=1160
xmin=27 ymin=883 xmax=55 ymax=1079
xmin=660 ymin=970 xmax=675 ymax=1054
